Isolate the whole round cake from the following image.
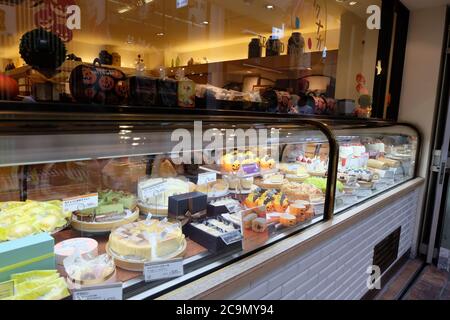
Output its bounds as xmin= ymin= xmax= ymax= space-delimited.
xmin=108 ymin=220 xmax=185 ymax=261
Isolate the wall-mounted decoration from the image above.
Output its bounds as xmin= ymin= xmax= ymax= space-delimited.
xmin=312 ymin=0 xmax=327 ymax=52
xmin=0 ymin=74 xmax=18 ymax=100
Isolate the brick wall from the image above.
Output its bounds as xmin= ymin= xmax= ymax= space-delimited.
xmin=226 ymin=189 xmax=420 ymax=300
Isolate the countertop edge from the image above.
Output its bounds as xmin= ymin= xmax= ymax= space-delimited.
xmin=157 ymin=178 xmax=425 ymax=300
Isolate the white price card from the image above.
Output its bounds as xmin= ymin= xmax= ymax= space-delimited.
xmin=198 ymin=172 xmax=217 ymax=185
xmin=63 ymin=193 xmax=98 ymax=212
xmin=144 ymin=258 xmax=184 ymax=282
xmin=0 ymin=280 xmax=14 ymax=299
xmin=72 ymin=283 xmax=123 ymax=301
xmin=141 ymin=181 xmax=168 ymax=199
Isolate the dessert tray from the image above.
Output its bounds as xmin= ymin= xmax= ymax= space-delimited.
xmin=71 ymin=208 xmax=140 ymax=234
xmin=105 ymin=238 xmax=187 ymax=272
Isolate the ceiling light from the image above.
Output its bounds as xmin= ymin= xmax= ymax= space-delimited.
xmin=349 ymin=1 xmax=358 ymax=5
xmin=118 ymin=7 xmax=131 ymax=14
xmin=156 ymin=32 xmax=164 ymax=36
xmin=265 ymin=4 xmax=274 ymax=9
xmin=202 ymin=21 xmax=209 ymax=25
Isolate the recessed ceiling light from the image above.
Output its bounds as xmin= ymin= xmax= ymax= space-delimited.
xmin=118 ymin=7 xmax=131 ymax=14
xmin=266 ymin=4 xmax=274 ymax=9
xmin=156 ymin=32 xmax=164 ymax=36
xmin=202 ymin=21 xmax=209 ymax=25
xmin=349 ymin=1 xmax=358 ymax=5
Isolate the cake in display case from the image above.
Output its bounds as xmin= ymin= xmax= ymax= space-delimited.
xmin=0 ymin=110 xmax=419 ymax=299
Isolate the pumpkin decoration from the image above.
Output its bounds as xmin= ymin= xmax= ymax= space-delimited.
xmin=260 ymin=155 xmax=276 ymax=170
xmin=19 ymin=28 xmax=67 ymax=73
xmin=69 ymin=62 xmax=128 ymax=105
xmin=0 ymin=74 xmax=19 ymax=100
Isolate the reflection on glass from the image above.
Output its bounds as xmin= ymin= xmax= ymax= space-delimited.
xmin=1 ymin=0 xmax=380 ymax=116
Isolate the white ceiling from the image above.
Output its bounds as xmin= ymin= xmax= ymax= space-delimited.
xmin=401 ymin=0 xmax=450 ymax=10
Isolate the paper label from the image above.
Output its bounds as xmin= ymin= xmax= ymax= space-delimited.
xmin=144 ymin=258 xmax=184 ymax=282
xmin=72 ymin=283 xmax=123 ymax=301
xmin=63 ymin=193 xmax=98 ymax=212
xmin=0 ymin=280 xmax=14 ymax=299
xmin=220 ymin=230 xmax=243 ymax=245
xmin=198 ymin=172 xmax=217 ymax=185
xmin=242 ymin=163 xmax=260 ymax=175
xmin=141 ymin=181 xmax=168 ymax=199
xmin=225 ymin=202 xmax=239 ymax=213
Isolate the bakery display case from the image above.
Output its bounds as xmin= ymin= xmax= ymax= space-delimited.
xmin=0 ymin=106 xmax=419 ymax=300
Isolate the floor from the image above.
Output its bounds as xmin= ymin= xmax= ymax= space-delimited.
xmin=403 ymin=265 xmax=450 ymax=300
xmin=375 ymin=259 xmax=450 ymax=300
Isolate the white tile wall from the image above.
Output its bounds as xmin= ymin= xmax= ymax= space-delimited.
xmin=227 ymin=189 xmax=420 ymax=300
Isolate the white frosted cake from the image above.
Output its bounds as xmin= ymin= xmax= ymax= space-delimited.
xmin=108 ymin=220 xmax=184 ymax=260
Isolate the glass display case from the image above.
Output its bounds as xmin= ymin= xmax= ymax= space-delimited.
xmin=0 ymin=105 xmax=419 ymax=300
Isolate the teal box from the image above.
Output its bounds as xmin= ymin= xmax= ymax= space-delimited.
xmin=0 ymin=233 xmax=55 ymax=282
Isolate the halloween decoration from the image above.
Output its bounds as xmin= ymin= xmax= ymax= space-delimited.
xmin=19 ymin=28 xmax=67 ymax=74
xmin=0 ymin=74 xmax=19 ymax=100
xmin=69 ymin=60 xmax=128 ymax=105
xmin=34 ymin=0 xmax=76 ymax=42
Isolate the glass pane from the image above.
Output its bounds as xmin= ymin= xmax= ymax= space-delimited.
xmin=0 ymin=120 xmax=332 ymax=295
xmin=333 ymin=125 xmax=418 ymax=215
xmin=0 ymin=0 xmax=380 ymax=116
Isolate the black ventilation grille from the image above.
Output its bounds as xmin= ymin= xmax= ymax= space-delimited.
xmin=373 ymin=227 xmax=401 ymax=274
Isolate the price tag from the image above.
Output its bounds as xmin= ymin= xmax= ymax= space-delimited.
xmin=225 ymin=203 xmax=239 ymax=213
xmin=141 ymin=181 xmax=168 ymax=199
xmin=242 ymin=163 xmax=260 ymax=175
xmin=220 ymin=230 xmax=243 ymax=245
xmin=198 ymin=172 xmax=217 ymax=186
xmin=0 ymin=280 xmax=14 ymax=299
xmin=72 ymin=283 xmax=123 ymax=301
xmin=144 ymin=258 xmax=184 ymax=282
xmin=63 ymin=193 xmax=98 ymax=212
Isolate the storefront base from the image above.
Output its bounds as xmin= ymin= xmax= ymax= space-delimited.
xmin=158 ymin=178 xmax=424 ymax=300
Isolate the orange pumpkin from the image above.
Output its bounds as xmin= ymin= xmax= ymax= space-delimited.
xmin=0 ymin=74 xmax=19 ymax=100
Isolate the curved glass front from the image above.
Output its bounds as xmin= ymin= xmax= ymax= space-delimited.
xmin=332 ymin=124 xmax=418 ymax=215
xmin=0 ymin=119 xmax=335 ymax=299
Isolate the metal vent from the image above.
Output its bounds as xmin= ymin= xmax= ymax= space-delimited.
xmin=373 ymin=227 xmax=401 ymax=274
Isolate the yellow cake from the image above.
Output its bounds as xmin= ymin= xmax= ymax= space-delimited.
xmin=109 ymin=220 xmax=184 ymax=260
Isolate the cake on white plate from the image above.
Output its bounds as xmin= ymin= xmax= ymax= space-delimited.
xmin=108 ymin=219 xmax=185 ymax=260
